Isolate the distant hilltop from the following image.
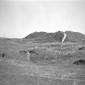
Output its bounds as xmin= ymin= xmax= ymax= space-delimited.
xmin=24 ymin=31 xmax=85 ymax=43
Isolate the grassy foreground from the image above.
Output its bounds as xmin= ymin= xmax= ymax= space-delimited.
xmin=0 ymin=38 xmax=85 ymax=85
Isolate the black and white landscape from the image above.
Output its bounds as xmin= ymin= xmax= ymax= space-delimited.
xmin=0 ymin=0 xmax=85 ymax=85
xmin=0 ymin=31 xmax=85 ymax=85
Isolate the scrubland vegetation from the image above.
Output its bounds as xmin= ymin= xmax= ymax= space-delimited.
xmin=0 ymin=31 xmax=85 ymax=85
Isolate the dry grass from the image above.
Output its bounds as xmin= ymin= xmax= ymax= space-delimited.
xmin=0 ymin=38 xmax=85 ymax=85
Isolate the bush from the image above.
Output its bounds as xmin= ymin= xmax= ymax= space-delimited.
xmin=73 ymin=59 xmax=85 ymax=65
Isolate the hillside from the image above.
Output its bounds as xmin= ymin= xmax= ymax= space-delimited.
xmin=24 ymin=31 xmax=64 ymax=42
xmin=0 ymin=31 xmax=85 ymax=85
xmin=65 ymin=31 xmax=85 ymax=42
xmin=24 ymin=31 xmax=85 ymax=43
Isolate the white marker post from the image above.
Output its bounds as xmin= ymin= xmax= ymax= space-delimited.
xmin=27 ymin=51 xmax=30 ymax=61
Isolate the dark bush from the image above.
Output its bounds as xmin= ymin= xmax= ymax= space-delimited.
xmin=73 ymin=59 xmax=85 ymax=65
xmin=0 ymin=52 xmax=6 ymax=58
xmin=78 ymin=46 xmax=85 ymax=50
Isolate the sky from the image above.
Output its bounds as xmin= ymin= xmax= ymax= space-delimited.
xmin=0 ymin=0 xmax=85 ymax=38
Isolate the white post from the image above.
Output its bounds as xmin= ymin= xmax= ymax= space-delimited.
xmin=27 ymin=52 xmax=30 ymax=61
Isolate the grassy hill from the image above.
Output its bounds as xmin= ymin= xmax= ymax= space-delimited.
xmin=65 ymin=31 xmax=85 ymax=42
xmin=0 ymin=31 xmax=85 ymax=85
xmin=24 ymin=31 xmax=85 ymax=43
xmin=24 ymin=31 xmax=64 ymax=42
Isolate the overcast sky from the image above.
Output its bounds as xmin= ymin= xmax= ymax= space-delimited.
xmin=0 ymin=0 xmax=85 ymax=38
